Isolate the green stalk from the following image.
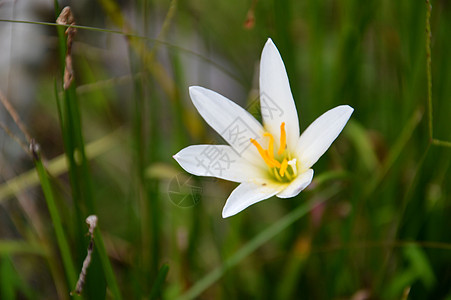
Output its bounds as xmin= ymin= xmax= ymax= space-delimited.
xmin=425 ymin=0 xmax=433 ymax=142
xmin=54 ymin=6 xmax=85 ymax=246
xmin=33 ymin=150 xmax=77 ymax=289
xmin=1 ymin=255 xmax=15 ymax=300
xmin=149 ymin=264 xmax=170 ymax=299
xmin=93 ymin=228 xmax=123 ymax=300
xmin=54 ymin=5 xmax=112 ymax=297
xmin=425 ymin=1 xmax=451 ymax=149
xmin=148 ymin=89 xmax=161 ymax=287
xmin=128 ymin=42 xmax=153 ymax=291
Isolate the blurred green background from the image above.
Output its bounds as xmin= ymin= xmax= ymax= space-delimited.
xmin=0 ymin=0 xmax=450 ymax=299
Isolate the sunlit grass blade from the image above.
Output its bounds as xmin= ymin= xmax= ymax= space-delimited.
xmin=0 ymin=130 xmax=121 ymax=202
xmin=175 ymin=197 xmax=328 ymax=300
xmin=0 ymin=241 xmax=46 ymax=256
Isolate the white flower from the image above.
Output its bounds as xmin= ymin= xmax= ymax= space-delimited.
xmin=173 ymin=38 xmax=354 ymax=218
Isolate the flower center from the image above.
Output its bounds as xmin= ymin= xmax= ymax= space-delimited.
xmin=250 ymin=122 xmax=298 ymax=182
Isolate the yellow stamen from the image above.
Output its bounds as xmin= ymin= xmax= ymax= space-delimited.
xmin=250 ymin=122 xmax=291 ymax=180
xmin=250 ymin=138 xmax=280 ymax=168
xmin=279 ymin=158 xmax=288 ymax=177
xmin=271 ymin=159 xmax=281 ymax=168
xmin=263 ymin=132 xmax=275 ymax=159
xmin=278 ymin=122 xmax=286 ymax=155
xmin=250 ymin=138 xmax=267 ymax=161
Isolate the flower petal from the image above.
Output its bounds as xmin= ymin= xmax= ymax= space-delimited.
xmin=276 ymin=169 xmax=314 ymax=198
xmin=189 ymin=86 xmax=265 ymax=163
xmin=173 ymin=145 xmax=265 ymax=183
xmin=296 ymin=105 xmax=354 ymax=169
xmin=222 ymin=182 xmax=284 ymax=218
xmin=259 ymin=38 xmax=299 ymax=151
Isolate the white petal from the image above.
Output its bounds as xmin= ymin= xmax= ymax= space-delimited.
xmin=173 ymin=145 xmax=265 ymax=183
xmin=276 ymin=169 xmax=314 ymax=198
xmin=259 ymin=38 xmax=299 ymax=151
xmin=222 ymin=181 xmax=284 ymax=218
xmin=296 ymin=105 xmax=354 ymax=169
xmin=189 ymin=86 xmax=264 ymax=163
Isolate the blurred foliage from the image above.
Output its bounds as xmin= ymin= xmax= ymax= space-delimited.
xmin=0 ymin=0 xmax=450 ymax=299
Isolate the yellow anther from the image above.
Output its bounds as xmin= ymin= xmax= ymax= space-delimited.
xmin=250 ymin=138 xmax=280 ymax=168
xmin=263 ymin=132 xmax=275 ymax=159
xmin=279 ymin=158 xmax=288 ymax=177
xmin=250 ymin=138 xmax=266 ymax=159
xmin=278 ymin=122 xmax=286 ymax=155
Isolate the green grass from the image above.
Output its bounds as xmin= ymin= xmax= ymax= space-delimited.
xmin=0 ymin=0 xmax=450 ymax=299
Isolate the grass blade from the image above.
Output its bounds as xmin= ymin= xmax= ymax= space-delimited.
xmin=176 ymin=197 xmax=327 ymax=300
